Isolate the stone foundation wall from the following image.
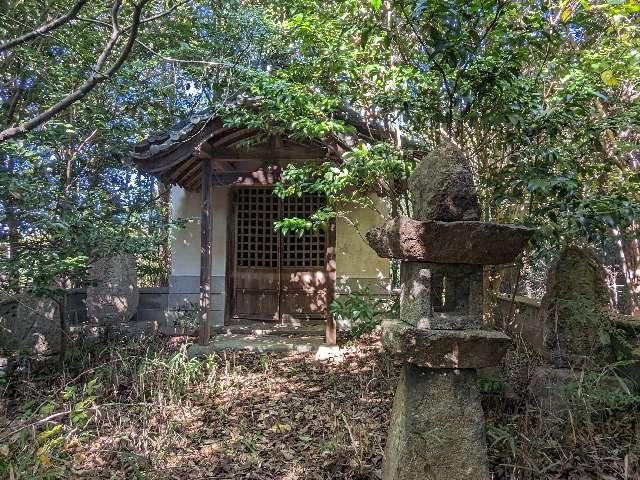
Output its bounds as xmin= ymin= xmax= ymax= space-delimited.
xmin=0 ymin=287 xmax=175 ymax=355
xmin=0 ymin=280 xmax=398 ymax=354
xmin=166 ymin=275 xmax=225 ymax=329
xmin=492 ymin=293 xmax=544 ymax=353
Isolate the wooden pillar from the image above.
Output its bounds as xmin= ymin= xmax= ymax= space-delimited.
xmin=198 ymin=158 xmax=212 ymax=345
xmin=325 ymin=218 xmax=337 ymax=345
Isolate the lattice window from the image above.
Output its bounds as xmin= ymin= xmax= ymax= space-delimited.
xmin=235 ymin=189 xmax=326 ymax=268
xmin=235 ymin=188 xmax=279 ymax=268
xmin=282 ymin=192 xmax=326 ymax=268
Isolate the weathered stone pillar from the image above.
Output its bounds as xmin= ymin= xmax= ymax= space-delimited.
xmin=540 ymin=246 xmax=614 ymax=369
xmin=86 ymin=254 xmax=138 ymax=326
xmin=366 ymin=143 xmax=534 ymax=480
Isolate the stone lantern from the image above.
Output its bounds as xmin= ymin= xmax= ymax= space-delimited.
xmin=366 ymin=143 xmax=533 ymax=479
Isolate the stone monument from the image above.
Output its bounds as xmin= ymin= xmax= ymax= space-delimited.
xmin=0 ymin=294 xmax=61 ymax=355
xmin=541 ymin=246 xmax=614 ymax=368
xmin=366 ymin=143 xmax=533 ymax=480
xmin=528 ymin=246 xmax=616 ymax=412
xmin=86 ymin=254 xmax=138 ymax=326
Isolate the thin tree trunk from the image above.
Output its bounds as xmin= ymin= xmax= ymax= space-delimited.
xmin=156 ymin=180 xmax=171 ymax=286
xmin=3 ymin=154 xmax=20 ymax=291
xmin=57 ymin=293 xmax=67 ymax=369
xmin=614 ymin=226 xmax=640 ymax=315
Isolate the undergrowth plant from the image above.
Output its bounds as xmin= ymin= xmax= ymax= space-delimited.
xmin=0 ymin=337 xmax=224 ymax=479
xmin=485 ymin=357 xmax=640 ymax=478
xmin=1 ymin=333 xmax=396 ymax=479
xmin=564 ymin=360 xmax=640 ymax=411
xmin=330 ymin=288 xmax=399 ymax=340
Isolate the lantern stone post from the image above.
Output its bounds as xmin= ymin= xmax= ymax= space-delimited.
xmin=366 ymin=143 xmax=534 ymax=480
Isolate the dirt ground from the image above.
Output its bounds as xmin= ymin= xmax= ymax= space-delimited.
xmin=1 ymin=335 xmax=395 ymax=479
xmin=1 ymin=333 xmax=639 ymax=479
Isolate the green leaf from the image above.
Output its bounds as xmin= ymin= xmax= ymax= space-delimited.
xmin=601 ymin=70 xmax=619 ymax=87
xmin=371 ymin=0 xmax=382 ymax=11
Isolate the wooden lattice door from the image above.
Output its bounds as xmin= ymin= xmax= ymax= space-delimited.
xmin=232 ymin=187 xmax=328 ymax=323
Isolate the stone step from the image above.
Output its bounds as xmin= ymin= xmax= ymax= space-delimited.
xmin=211 ymin=323 xmax=324 ymax=338
xmin=187 ymin=333 xmax=325 ymax=357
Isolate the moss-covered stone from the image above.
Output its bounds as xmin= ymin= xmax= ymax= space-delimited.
xmin=408 ymin=142 xmax=481 ymax=222
xmin=383 ymin=365 xmax=490 ymax=480
xmin=541 ymin=246 xmax=614 ymax=368
xmin=0 ymin=294 xmax=61 ymax=354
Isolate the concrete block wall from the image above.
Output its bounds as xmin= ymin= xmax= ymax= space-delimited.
xmin=137 ymin=287 xmax=169 ymax=323
xmin=166 ymin=276 xmax=225 ymax=327
xmin=64 ymin=287 xmax=173 ymax=331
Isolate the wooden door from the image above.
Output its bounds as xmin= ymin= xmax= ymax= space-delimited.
xmin=233 ymin=187 xmax=280 ymax=320
xmin=279 ymin=192 xmax=327 ymax=322
xmin=231 ymin=187 xmax=327 ymax=323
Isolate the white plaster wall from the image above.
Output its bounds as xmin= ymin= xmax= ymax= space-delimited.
xmin=335 ymin=198 xmax=391 ymax=293
xmin=170 ymin=186 xmax=228 ymax=277
xmin=212 ymin=188 xmax=229 ymax=277
xmin=170 ymin=186 xmax=199 ymax=276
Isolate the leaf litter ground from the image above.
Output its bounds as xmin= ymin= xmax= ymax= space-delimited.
xmin=2 ymin=332 xmax=639 ymax=479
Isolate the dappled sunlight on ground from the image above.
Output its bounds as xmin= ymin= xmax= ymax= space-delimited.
xmin=1 ymin=334 xmax=396 ymax=479
xmin=4 ymin=333 xmax=637 ymax=479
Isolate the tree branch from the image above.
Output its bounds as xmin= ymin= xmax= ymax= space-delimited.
xmin=0 ymin=0 xmax=149 ymax=143
xmin=0 ymin=0 xmax=89 ymax=53
xmin=139 ymin=0 xmax=191 ymax=24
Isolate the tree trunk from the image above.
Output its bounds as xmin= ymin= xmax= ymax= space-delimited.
xmin=57 ymin=293 xmax=67 ymax=369
xmin=3 ymin=154 xmax=20 ymax=291
xmin=156 ymin=180 xmax=171 ymax=286
xmin=614 ymin=225 xmax=640 ymax=315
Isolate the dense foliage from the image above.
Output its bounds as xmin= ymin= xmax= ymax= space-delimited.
xmin=1 ymin=0 xmax=639 ymax=310
xmin=1 ymin=4 xmax=640 ymax=478
xmin=1 ymin=0 xmax=274 ymax=293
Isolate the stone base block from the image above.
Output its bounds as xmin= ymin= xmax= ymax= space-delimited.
xmin=315 ymin=344 xmax=347 ymax=362
xmin=528 ymin=367 xmax=576 ymax=413
xmin=382 ymin=319 xmax=511 ymax=369
xmin=384 ymin=365 xmax=490 ymax=480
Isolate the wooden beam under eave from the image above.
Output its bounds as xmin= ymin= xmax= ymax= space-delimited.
xmin=209 ymin=149 xmax=326 ymax=162
xmin=181 ymin=162 xmax=204 ymax=190
xmin=198 ymin=158 xmax=212 ymax=345
xmin=209 ymin=127 xmax=257 ymax=148
xmin=168 ymin=155 xmax=200 ymax=185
